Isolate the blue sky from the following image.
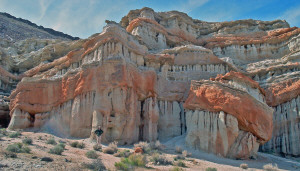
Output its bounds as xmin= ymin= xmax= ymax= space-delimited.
xmin=0 ymin=0 xmax=300 ymax=38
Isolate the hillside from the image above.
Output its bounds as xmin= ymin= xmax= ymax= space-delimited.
xmin=0 ymin=12 xmax=79 ymax=41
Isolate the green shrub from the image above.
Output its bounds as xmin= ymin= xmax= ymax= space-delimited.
xmin=22 ymin=137 xmax=33 ymax=145
xmin=86 ymin=150 xmax=98 ymax=159
xmin=47 ymin=137 xmax=57 ymax=145
xmin=82 ymin=159 xmax=106 ymax=170
xmin=0 ymin=128 xmax=7 ymax=135
xmin=58 ymin=143 xmax=65 ymax=149
xmin=114 ymin=154 xmax=146 ymax=170
xmin=151 ymin=153 xmax=172 ymax=165
xmin=114 ymin=149 xmax=131 ymax=158
xmin=76 ymin=142 xmax=85 ymax=149
xmin=134 ymin=141 xmax=151 ymax=153
xmin=103 ymin=141 xmax=118 ymax=154
xmin=6 ymin=143 xmax=30 ymax=153
xmin=70 ymin=141 xmax=79 ymax=147
xmin=263 ymin=163 xmax=279 ymax=171
xmin=169 ymin=166 xmax=184 ymax=171
xmin=240 ymin=163 xmax=248 ymax=169
xmin=175 ymin=160 xmax=186 ymax=167
xmin=174 ymin=155 xmax=185 ymax=161
xmin=206 ymin=167 xmax=217 ymax=171
xmin=128 ymin=154 xmax=146 ymax=167
xmin=49 ymin=145 xmax=64 ymax=155
xmin=115 ymin=161 xmax=130 ymax=171
xmin=70 ymin=141 xmax=85 ymax=149
xmin=8 ymin=131 xmax=21 ymax=138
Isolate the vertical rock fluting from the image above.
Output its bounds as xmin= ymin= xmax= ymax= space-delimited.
xmin=184 ymin=72 xmax=273 ymax=159
xmin=261 ymin=96 xmax=300 ymax=156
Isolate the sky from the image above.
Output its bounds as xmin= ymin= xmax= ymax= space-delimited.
xmin=0 ymin=0 xmax=300 ymax=39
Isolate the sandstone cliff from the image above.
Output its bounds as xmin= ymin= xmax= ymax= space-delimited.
xmin=2 ymin=8 xmax=300 ymax=159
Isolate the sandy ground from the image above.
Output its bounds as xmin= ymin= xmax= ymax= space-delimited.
xmin=0 ymin=130 xmax=299 ymax=171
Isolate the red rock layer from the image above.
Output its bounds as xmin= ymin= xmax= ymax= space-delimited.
xmin=266 ymin=78 xmax=300 ymax=107
xmin=184 ymin=78 xmax=273 ymax=142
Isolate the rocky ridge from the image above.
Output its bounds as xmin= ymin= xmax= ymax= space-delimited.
xmin=2 ymin=8 xmax=300 ymax=159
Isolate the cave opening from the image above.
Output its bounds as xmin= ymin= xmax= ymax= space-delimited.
xmin=138 ymin=100 xmax=145 ymax=141
xmin=0 ymin=114 xmax=10 ymax=128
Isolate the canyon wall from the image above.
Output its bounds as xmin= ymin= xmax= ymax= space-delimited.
xmin=2 ymin=8 xmax=300 ymax=158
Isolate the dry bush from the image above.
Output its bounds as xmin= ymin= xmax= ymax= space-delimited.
xmin=263 ymin=163 xmax=279 ymax=171
xmin=134 ymin=141 xmax=151 ymax=153
xmin=175 ymin=146 xmax=182 ymax=153
xmin=182 ymin=150 xmax=191 ymax=157
xmin=240 ymin=163 xmax=248 ymax=169
xmin=103 ymin=141 xmax=118 ymax=154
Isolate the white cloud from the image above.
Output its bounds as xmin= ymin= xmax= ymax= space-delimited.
xmin=179 ymin=0 xmax=210 ymax=13
xmin=38 ymin=0 xmax=53 ymax=21
xmin=281 ymin=5 xmax=300 ymax=27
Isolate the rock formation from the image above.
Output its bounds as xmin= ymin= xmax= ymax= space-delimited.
xmin=2 ymin=8 xmax=300 ymax=158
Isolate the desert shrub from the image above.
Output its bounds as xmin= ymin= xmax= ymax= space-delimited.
xmin=103 ymin=141 xmax=118 ymax=154
xmin=58 ymin=143 xmax=65 ymax=149
xmin=134 ymin=141 xmax=151 ymax=153
xmin=70 ymin=141 xmax=85 ymax=149
xmin=49 ymin=145 xmax=64 ymax=155
xmin=175 ymin=160 xmax=186 ymax=167
xmin=22 ymin=137 xmax=33 ymax=145
xmin=82 ymin=159 xmax=106 ymax=170
xmin=114 ymin=149 xmax=131 ymax=157
xmin=38 ymin=136 xmax=42 ymax=140
xmin=240 ymin=163 xmax=248 ymax=169
xmin=150 ymin=140 xmax=164 ymax=151
xmin=8 ymin=131 xmax=21 ymax=138
xmin=169 ymin=167 xmax=184 ymax=171
xmin=47 ymin=137 xmax=57 ymax=145
xmin=115 ymin=161 xmax=130 ymax=171
xmin=182 ymin=150 xmax=191 ymax=157
xmin=86 ymin=150 xmax=98 ymax=159
xmin=151 ymin=153 xmax=172 ymax=165
xmin=77 ymin=142 xmax=85 ymax=149
xmin=93 ymin=144 xmax=102 ymax=151
xmin=0 ymin=128 xmax=7 ymax=135
xmin=6 ymin=143 xmax=30 ymax=153
xmin=206 ymin=167 xmax=217 ymax=171
xmin=115 ymin=153 xmax=147 ymax=169
xmin=174 ymin=155 xmax=185 ymax=161
xmin=70 ymin=141 xmax=79 ymax=147
xmin=4 ymin=152 xmax=17 ymax=158
xmin=128 ymin=153 xmax=147 ymax=167
xmin=175 ymin=146 xmax=182 ymax=153
xmin=263 ymin=163 xmax=279 ymax=171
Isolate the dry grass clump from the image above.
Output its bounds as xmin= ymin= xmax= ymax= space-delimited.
xmin=175 ymin=146 xmax=182 ymax=153
xmin=85 ymin=150 xmax=98 ymax=159
xmin=103 ymin=141 xmax=118 ymax=154
xmin=134 ymin=141 xmax=151 ymax=153
xmin=47 ymin=137 xmax=57 ymax=145
xmin=22 ymin=137 xmax=33 ymax=145
xmin=182 ymin=150 xmax=192 ymax=157
xmin=263 ymin=163 xmax=279 ymax=171
xmin=114 ymin=149 xmax=131 ymax=157
xmin=240 ymin=163 xmax=248 ymax=169
xmin=150 ymin=140 xmax=164 ymax=150
xmin=151 ymin=153 xmax=172 ymax=165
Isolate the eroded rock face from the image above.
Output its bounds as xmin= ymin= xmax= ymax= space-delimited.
xmin=3 ymin=8 xmax=300 ymax=158
xmin=184 ymin=72 xmax=273 ymax=158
